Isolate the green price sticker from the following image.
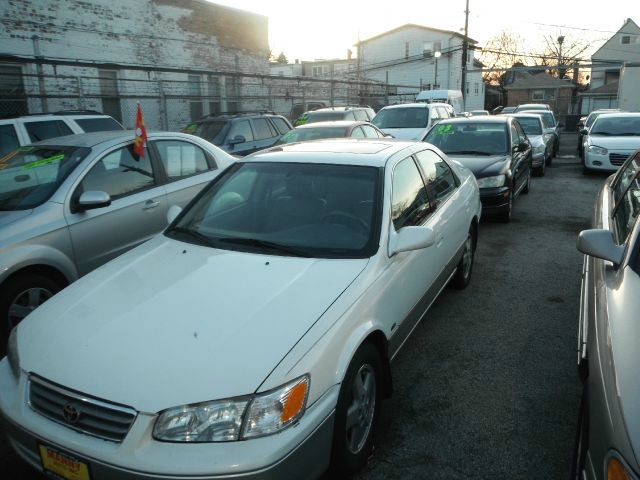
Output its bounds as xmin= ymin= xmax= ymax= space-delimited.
xmin=435 ymin=124 xmax=454 ymax=135
xmin=22 ymin=154 xmax=65 ymax=170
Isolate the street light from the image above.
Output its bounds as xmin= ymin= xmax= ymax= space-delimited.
xmin=434 ymin=51 xmax=442 ymax=89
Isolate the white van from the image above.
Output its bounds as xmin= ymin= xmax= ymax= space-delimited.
xmin=0 ymin=111 xmax=123 ymax=157
xmin=416 ymin=89 xmax=464 ymax=114
xmin=371 ymin=102 xmax=453 ymax=140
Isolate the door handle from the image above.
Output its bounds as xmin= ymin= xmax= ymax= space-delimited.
xmin=143 ymin=200 xmax=160 ymax=210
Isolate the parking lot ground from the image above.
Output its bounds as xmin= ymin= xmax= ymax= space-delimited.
xmin=1 ymin=133 xmax=609 ymax=480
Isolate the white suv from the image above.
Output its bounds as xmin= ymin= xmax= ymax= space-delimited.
xmin=0 ymin=111 xmax=123 ymax=157
xmin=371 ymin=102 xmax=453 ymax=140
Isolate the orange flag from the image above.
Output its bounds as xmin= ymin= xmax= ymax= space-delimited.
xmin=133 ymin=102 xmax=147 ymax=157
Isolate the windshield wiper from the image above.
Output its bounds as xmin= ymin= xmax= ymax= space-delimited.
xmin=615 ymin=132 xmax=640 ymax=136
xmin=218 ymin=237 xmax=310 ymax=257
xmin=591 ymin=132 xmax=612 ymax=135
xmin=166 ymin=226 xmax=217 ymax=247
xmin=445 ymin=150 xmax=493 ymax=156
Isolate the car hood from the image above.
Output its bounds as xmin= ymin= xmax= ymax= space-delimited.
xmin=380 ymin=128 xmax=426 ymax=140
xmin=18 ymin=235 xmax=368 ymax=413
xmin=447 ymin=154 xmax=510 ymax=178
xmin=0 ymin=209 xmax=32 ymax=228
xmin=609 ymin=268 xmax=640 ymax=463
xmin=588 ymin=136 xmax=640 ymax=150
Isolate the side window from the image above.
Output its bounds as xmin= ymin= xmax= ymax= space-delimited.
xmin=614 ymin=152 xmax=640 ymax=204
xmin=154 ymin=140 xmax=210 ymax=179
xmin=228 ymin=120 xmax=254 ymax=142
xmin=351 ymin=127 xmax=366 ymax=138
xmin=361 ymin=125 xmax=381 ymax=138
xmin=271 ymin=117 xmax=292 ymax=135
xmin=391 ymin=157 xmax=430 ymax=230
xmin=0 ymin=124 xmax=20 ymax=158
xmin=345 ymin=111 xmax=356 ymax=121
xmin=510 ymin=123 xmax=521 ymax=148
xmin=415 ymin=149 xmax=457 ymax=204
xmin=80 ymin=145 xmax=155 ymax=198
xmin=252 ymin=118 xmax=274 ymax=140
xmin=515 ymin=122 xmax=527 ymax=141
xmin=24 ymin=120 xmax=74 ymax=143
xmin=613 ymin=174 xmax=640 ymax=243
xmin=429 ymin=107 xmax=440 ymax=121
xmin=353 ymin=110 xmax=368 ymax=121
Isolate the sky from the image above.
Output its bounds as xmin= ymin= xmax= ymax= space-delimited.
xmin=208 ymin=0 xmax=635 ymax=61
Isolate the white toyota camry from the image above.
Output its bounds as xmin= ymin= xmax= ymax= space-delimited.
xmin=1 ymin=139 xmax=481 ymax=480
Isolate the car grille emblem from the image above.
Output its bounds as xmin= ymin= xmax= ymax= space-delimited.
xmin=62 ymin=403 xmax=81 ymax=424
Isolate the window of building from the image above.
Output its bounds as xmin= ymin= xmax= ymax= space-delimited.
xmin=188 ymin=75 xmax=203 ymax=121
xmin=226 ymin=75 xmax=239 ymax=113
xmin=466 ymin=82 xmax=470 ymax=94
xmin=621 ymin=35 xmax=640 ymax=45
xmin=208 ymin=75 xmax=221 ymax=116
xmin=545 ymin=89 xmax=555 ymax=100
xmin=532 ymin=90 xmax=545 ymax=101
xmin=98 ymin=69 xmax=121 ymax=123
xmin=0 ymin=64 xmax=27 ymax=116
xmin=474 ymin=83 xmax=479 ymax=94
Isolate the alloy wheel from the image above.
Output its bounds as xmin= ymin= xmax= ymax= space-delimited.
xmin=345 ymin=363 xmax=377 ymax=454
xmin=8 ymin=287 xmax=54 ymax=330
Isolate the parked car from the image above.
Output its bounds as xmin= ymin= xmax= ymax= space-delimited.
xmin=514 ymin=103 xmax=551 ymax=112
xmin=518 ymin=109 xmax=562 ymax=158
xmin=422 ymin=116 xmax=532 ymax=222
xmin=0 ymin=130 xmax=234 ymax=337
xmin=504 ymin=113 xmax=554 ymax=175
xmin=581 ymin=112 xmax=640 ymax=174
xmin=500 ymin=106 xmax=517 ymax=114
xmin=0 ymin=110 xmax=124 ymax=158
xmin=573 ymin=149 xmax=640 ymax=480
xmin=468 ymin=110 xmax=490 ymax=116
xmin=372 ymin=102 xmax=453 ymax=140
xmin=183 ymin=112 xmax=293 ymax=157
xmin=0 ymin=138 xmax=481 ymax=480
xmin=276 ymin=121 xmax=389 ymax=145
xmin=294 ymin=106 xmax=375 ymax=126
xmin=577 ymin=109 xmax=622 ymax=159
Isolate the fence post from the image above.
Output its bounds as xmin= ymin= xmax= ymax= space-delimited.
xmin=76 ymin=76 xmax=85 ymax=109
xmin=267 ymin=84 xmax=272 ymax=111
xmin=158 ymin=79 xmax=168 ymax=130
xmin=385 ymin=71 xmax=389 ymax=106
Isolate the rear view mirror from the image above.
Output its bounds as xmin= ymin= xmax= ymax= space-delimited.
xmin=78 ymin=191 xmax=111 ymax=211
xmin=389 ymin=226 xmax=436 ymax=256
xmin=580 ymin=128 xmax=588 ymax=135
xmin=577 ymin=229 xmax=624 ymax=267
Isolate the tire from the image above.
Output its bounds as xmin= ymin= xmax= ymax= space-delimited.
xmin=570 ymin=385 xmax=589 ymax=480
xmin=330 ymin=343 xmax=383 ymax=477
xmin=582 ymin=163 xmax=591 ymax=176
xmin=0 ymin=273 xmax=62 ymax=338
xmin=451 ymin=227 xmax=475 ymax=290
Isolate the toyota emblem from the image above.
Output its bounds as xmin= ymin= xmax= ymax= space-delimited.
xmin=62 ymin=403 xmax=81 ymax=424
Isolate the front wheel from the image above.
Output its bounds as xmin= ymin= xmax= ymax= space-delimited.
xmin=451 ymin=228 xmax=475 ymax=290
xmin=330 ymin=343 xmax=383 ymax=477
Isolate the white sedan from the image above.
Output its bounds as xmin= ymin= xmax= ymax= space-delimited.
xmin=582 ymin=112 xmax=640 ymax=173
xmin=1 ymin=139 xmax=481 ymax=479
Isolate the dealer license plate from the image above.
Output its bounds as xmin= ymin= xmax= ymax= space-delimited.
xmin=38 ymin=444 xmax=91 ymax=480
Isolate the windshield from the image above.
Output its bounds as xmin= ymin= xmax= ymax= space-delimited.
xmin=372 ymin=108 xmax=428 ymax=129
xmin=591 ymin=117 xmax=640 ymax=136
xmin=192 ymin=120 xmax=230 ymax=146
xmin=424 ymin=122 xmax=508 ymax=156
xmin=514 ymin=117 xmax=542 ymax=136
xmin=166 ymin=162 xmax=381 ymax=258
xmin=0 ymin=146 xmax=90 ymax=210
xmin=276 ymin=127 xmax=349 ymax=144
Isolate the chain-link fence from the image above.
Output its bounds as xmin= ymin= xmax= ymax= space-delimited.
xmin=0 ymin=68 xmax=422 ymax=131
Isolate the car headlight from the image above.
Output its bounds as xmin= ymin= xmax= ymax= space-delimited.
xmin=476 ymin=175 xmax=506 ymax=188
xmin=153 ymin=375 xmax=309 ymax=442
xmin=7 ymin=326 xmax=19 ymax=379
xmin=588 ymin=145 xmax=608 ymax=155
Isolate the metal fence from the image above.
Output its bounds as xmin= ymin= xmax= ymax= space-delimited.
xmin=0 ymin=69 xmax=422 ymax=131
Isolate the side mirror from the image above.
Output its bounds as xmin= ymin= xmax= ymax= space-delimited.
xmin=167 ymin=205 xmax=183 ymax=225
xmin=514 ymin=142 xmax=528 ymax=152
xmin=229 ymin=135 xmax=246 ymax=146
xmin=580 ymin=128 xmax=589 ymax=135
xmin=577 ymin=229 xmax=624 ymax=267
xmin=77 ymin=191 xmax=111 ymax=211
xmin=389 ymin=226 xmax=436 ymax=256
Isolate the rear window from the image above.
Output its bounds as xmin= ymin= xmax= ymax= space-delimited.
xmin=305 ymin=111 xmax=346 ymax=123
xmin=74 ymin=117 xmax=123 ymax=132
xmin=372 ymin=107 xmax=429 ymax=129
xmin=0 ymin=124 xmax=20 ymax=158
xmin=24 ymin=120 xmax=74 ymax=142
xmin=514 ymin=117 xmax=543 ymax=136
xmin=193 ymin=121 xmax=230 ymax=146
xmin=271 ymin=117 xmax=292 ymax=135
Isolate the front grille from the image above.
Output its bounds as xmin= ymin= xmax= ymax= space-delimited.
xmin=28 ymin=375 xmax=137 ymax=442
xmin=610 ymin=152 xmax=629 ymax=166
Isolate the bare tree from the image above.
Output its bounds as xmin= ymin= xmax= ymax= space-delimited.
xmin=534 ymin=33 xmax=592 ymax=82
xmin=479 ymin=30 xmax=530 ymax=86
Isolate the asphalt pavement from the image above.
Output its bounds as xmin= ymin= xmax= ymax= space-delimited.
xmin=0 ymin=133 xmax=608 ymax=479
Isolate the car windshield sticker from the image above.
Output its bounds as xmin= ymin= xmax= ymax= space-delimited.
xmin=435 ymin=124 xmax=454 ymax=135
xmin=281 ymin=131 xmax=295 ymax=141
xmin=21 ymin=154 xmax=65 ymax=170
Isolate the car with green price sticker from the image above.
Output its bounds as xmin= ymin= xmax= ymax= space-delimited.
xmin=0 ymin=130 xmax=234 ymax=340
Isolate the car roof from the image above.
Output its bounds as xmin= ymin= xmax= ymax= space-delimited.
xmin=595 ymin=112 xmax=640 ymax=119
xmin=294 ymin=121 xmax=370 ymax=129
xmin=379 ymin=102 xmax=449 ymax=110
xmin=246 ymin=139 xmax=418 ymax=167
xmin=436 ymin=116 xmax=511 ymax=124
xmin=518 ymin=110 xmax=554 ymax=116
xmin=196 ymin=113 xmax=284 ymax=123
xmin=311 ymin=106 xmax=369 ymax=112
xmin=29 ymin=130 xmax=192 ymax=148
xmin=504 ymin=113 xmax=544 ymax=120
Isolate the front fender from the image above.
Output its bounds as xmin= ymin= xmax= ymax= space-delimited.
xmin=0 ymin=244 xmax=77 ymax=286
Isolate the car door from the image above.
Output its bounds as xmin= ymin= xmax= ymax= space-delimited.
xmin=151 ymin=138 xmax=222 ymax=209
xmin=510 ymin=121 xmax=528 ymax=193
xmin=381 ymin=155 xmax=449 ymax=356
xmin=251 ymin=117 xmax=279 ymax=151
xmin=226 ymin=119 xmax=256 ymax=156
xmin=65 ymin=143 xmax=168 ymax=276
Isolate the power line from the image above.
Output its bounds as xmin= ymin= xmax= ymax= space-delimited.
xmin=532 ymin=21 xmax=640 ymax=36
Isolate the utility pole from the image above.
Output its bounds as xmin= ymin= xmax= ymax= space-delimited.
xmin=557 ymin=35 xmax=565 ymax=79
xmin=460 ymin=0 xmax=470 ymax=111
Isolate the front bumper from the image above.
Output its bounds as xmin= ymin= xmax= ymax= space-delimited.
xmin=0 ymin=361 xmax=336 ymax=480
xmin=479 ymin=186 xmax=510 ymax=214
xmin=584 ymin=149 xmax=633 ymax=172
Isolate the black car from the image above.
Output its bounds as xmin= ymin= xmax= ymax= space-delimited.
xmin=183 ymin=112 xmax=293 ymax=156
xmin=422 ymin=116 xmax=532 ymax=222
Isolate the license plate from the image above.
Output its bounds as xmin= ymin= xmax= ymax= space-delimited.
xmin=38 ymin=444 xmax=91 ymax=480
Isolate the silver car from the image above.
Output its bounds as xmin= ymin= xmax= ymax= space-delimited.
xmin=518 ymin=109 xmax=562 ymax=159
xmin=504 ymin=113 xmax=554 ymax=176
xmin=0 ymin=131 xmax=234 ymax=337
xmin=574 ymin=149 xmax=640 ymax=479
